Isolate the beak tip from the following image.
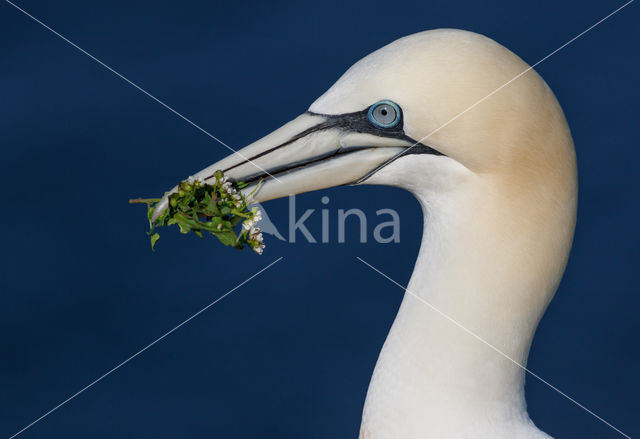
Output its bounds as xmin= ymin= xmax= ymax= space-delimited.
xmin=151 ymin=195 xmax=169 ymax=222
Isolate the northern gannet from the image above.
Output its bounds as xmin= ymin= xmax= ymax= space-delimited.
xmin=155 ymin=29 xmax=577 ymax=438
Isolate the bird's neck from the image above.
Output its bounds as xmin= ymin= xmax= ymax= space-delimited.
xmin=360 ymin=174 xmax=576 ymax=439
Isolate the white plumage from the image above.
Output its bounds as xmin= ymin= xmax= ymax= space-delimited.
xmin=162 ymin=29 xmax=577 ymax=438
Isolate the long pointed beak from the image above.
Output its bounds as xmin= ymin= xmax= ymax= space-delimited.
xmin=151 ymin=111 xmax=434 ymax=221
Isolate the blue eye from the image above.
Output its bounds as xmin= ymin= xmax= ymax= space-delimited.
xmin=367 ymin=100 xmax=401 ymax=129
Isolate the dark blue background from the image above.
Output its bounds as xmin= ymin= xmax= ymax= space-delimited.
xmin=1 ymin=1 xmax=638 ymax=438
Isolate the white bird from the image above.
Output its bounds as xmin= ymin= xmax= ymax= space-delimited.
xmin=156 ymin=29 xmax=577 ymax=438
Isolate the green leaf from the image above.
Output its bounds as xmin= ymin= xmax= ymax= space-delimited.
xmin=130 ymin=175 xmax=264 ymax=254
xmin=150 ymin=233 xmax=160 ymax=251
xmin=215 ymin=230 xmax=238 ymax=247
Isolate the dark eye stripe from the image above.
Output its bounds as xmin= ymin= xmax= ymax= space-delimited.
xmin=214 ymin=105 xmax=442 ymax=180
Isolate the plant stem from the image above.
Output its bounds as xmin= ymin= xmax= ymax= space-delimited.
xmin=129 ymin=198 xmax=160 ymax=205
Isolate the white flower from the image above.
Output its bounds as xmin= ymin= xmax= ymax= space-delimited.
xmin=242 ymin=219 xmax=255 ymax=230
xmin=251 ymin=229 xmax=265 ymax=254
xmin=248 ymin=226 xmax=263 ymax=242
xmin=186 ymin=175 xmax=205 ymax=187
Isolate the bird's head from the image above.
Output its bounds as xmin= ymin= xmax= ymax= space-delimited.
xmin=153 ymin=29 xmax=576 ymax=221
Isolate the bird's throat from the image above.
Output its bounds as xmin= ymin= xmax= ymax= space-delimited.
xmin=359 ymin=177 xmax=576 ymax=439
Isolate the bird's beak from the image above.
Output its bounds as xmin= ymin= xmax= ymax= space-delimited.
xmin=152 ymin=111 xmax=440 ymax=221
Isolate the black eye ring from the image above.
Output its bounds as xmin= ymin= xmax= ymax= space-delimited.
xmin=367 ymin=100 xmax=401 ymax=129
